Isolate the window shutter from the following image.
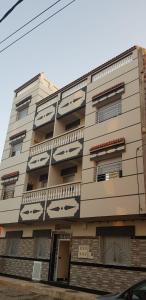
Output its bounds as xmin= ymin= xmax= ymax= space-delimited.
xmin=34 ymin=238 xmax=50 ymax=259
xmin=98 ymin=161 xmax=122 ymax=175
xmin=103 ymin=237 xmax=131 ymax=266
xmin=96 ymin=158 xmax=122 ymax=181
xmin=97 ymin=100 xmax=121 ymax=123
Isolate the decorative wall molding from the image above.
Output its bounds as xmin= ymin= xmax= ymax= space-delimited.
xmin=46 ymin=196 xmax=80 ymax=219
xmin=34 ymin=104 xmax=56 ymax=128
xmin=19 ymin=201 xmax=45 ymax=222
xmin=52 ymin=139 xmax=83 ymax=164
xmin=57 ymin=88 xmax=86 ymax=117
xmin=92 ymin=55 xmax=133 ymax=82
xmin=27 ymin=151 xmax=51 ymax=170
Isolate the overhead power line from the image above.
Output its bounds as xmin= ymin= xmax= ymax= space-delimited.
xmin=0 ymin=0 xmax=62 ymax=45
xmin=0 ymin=0 xmax=24 ymax=23
xmin=0 ymin=0 xmax=76 ymax=55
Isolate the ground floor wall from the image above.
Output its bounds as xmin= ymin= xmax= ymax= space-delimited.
xmin=0 ymin=257 xmax=49 ymax=281
xmin=0 ymin=232 xmax=51 ymax=282
xmin=0 ymin=220 xmax=146 ymax=293
xmin=70 ymin=237 xmax=146 ymax=293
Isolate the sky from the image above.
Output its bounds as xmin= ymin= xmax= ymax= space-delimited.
xmin=0 ymin=0 xmax=146 ymax=159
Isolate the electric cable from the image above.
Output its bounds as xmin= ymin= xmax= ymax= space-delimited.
xmin=0 ymin=0 xmax=62 ymax=45
xmin=0 ymin=0 xmax=76 ymax=54
xmin=0 ymin=0 xmax=24 ymax=23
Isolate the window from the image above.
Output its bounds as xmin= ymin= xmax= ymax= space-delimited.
xmin=96 ymin=159 xmax=122 ymax=182
xmin=6 ymin=231 xmax=22 ymax=256
xmin=63 ymin=174 xmax=75 ymax=183
xmin=65 ymin=119 xmax=80 ymax=131
xmin=45 ymin=131 xmax=53 ymax=139
xmin=35 ymin=238 xmax=49 ymax=259
xmin=61 ymin=166 xmax=77 ymax=183
xmin=1 ymin=172 xmax=19 ymax=200
xmin=39 ymin=174 xmax=48 ymax=188
xmin=3 ymin=183 xmax=15 ymax=199
xmin=103 ymin=236 xmax=131 ymax=266
xmin=97 ymin=100 xmax=121 ymax=123
xmin=9 ymin=131 xmax=26 ymax=157
xmin=16 ymin=96 xmax=31 ymax=120
xmin=7 ymin=239 xmax=19 ymax=256
xmin=17 ymin=106 xmax=28 ymax=120
xmin=11 ymin=141 xmax=22 ymax=157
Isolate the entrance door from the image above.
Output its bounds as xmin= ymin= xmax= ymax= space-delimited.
xmin=57 ymin=240 xmax=70 ymax=282
xmin=49 ymin=236 xmax=70 ymax=283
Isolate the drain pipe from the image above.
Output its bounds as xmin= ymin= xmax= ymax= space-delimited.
xmin=136 ymin=143 xmax=146 ymax=214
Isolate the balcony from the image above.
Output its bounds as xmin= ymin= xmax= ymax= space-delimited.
xmin=28 ymin=127 xmax=84 ymax=170
xmin=57 ymin=87 xmax=86 ymax=118
xmin=19 ymin=182 xmax=81 ymax=221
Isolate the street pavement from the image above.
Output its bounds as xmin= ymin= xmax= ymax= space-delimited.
xmin=0 ymin=284 xmax=52 ymax=300
xmin=0 ymin=276 xmax=102 ymax=300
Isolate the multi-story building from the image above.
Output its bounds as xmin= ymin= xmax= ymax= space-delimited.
xmin=0 ymin=46 xmax=146 ymax=294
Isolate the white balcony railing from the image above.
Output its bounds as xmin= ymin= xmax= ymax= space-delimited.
xmin=30 ymin=139 xmax=53 ymax=156
xmin=30 ymin=126 xmax=84 ymax=157
xmin=22 ymin=182 xmax=81 ymax=204
xmin=22 ymin=188 xmax=48 ymax=204
xmin=53 ymin=126 xmax=84 ymax=148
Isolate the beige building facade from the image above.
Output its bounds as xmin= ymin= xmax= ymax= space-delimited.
xmin=0 ymin=46 xmax=146 ymax=293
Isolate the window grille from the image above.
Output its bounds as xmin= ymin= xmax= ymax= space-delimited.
xmin=97 ymin=100 xmax=121 ymax=123
xmin=103 ymin=237 xmax=131 ymax=266
xmin=3 ymin=183 xmax=15 ymax=199
xmin=97 ymin=160 xmax=122 ymax=182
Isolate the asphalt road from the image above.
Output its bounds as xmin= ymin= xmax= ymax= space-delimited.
xmin=0 ymin=284 xmax=55 ymax=300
